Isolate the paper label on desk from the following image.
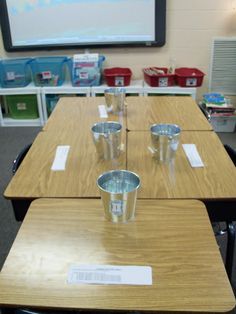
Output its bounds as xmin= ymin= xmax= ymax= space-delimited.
xmin=51 ymin=145 xmax=70 ymax=171
xmin=68 ymin=265 xmax=152 ymax=285
xmin=182 ymin=144 xmax=204 ymax=168
xmin=98 ymin=105 xmax=108 ymax=118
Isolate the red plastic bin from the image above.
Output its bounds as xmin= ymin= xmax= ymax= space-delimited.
xmin=103 ymin=67 xmax=132 ymax=86
xmin=175 ymin=68 xmax=205 ymax=87
xmin=143 ymin=67 xmax=175 ymax=87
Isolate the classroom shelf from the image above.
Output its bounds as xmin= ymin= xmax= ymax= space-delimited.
xmin=41 ymin=82 xmax=91 ymax=122
xmin=0 ymin=83 xmax=44 ymax=127
xmin=143 ymin=82 xmax=197 ymax=99
xmin=0 ymin=81 xmax=197 ymax=126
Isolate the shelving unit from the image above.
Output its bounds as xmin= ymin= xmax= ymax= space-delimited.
xmin=41 ymin=82 xmax=90 ymax=122
xmin=143 ymin=82 xmax=197 ymax=99
xmin=0 ymin=83 xmax=43 ymax=127
xmin=91 ymin=80 xmax=144 ymax=96
xmin=0 ymin=81 xmax=198 ymax=126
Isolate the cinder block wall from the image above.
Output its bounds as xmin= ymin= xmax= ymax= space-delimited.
xmin=0 ymin=0 xmax=236 ymax=102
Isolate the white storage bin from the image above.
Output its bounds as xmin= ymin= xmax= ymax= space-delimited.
xmin=210 ymin=115 xmax=236 ymax=132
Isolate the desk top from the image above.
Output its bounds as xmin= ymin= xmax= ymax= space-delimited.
xmin=127 ymin=131 xmax=236 ymax=199
xmin=43 ymin=96 xmax=126 ymax=132
xmin=4 ymin=129 xmax=126 ymax=199
xmin=127 ymin=96 xmax=212 ymax=131
xmin=0 ymin=198 xmax=234 ymax=312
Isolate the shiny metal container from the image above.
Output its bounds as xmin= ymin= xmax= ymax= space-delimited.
xmin=104 ymin=88 xmax=126 ymax=114
xmin=91 ymin=121 xmax=122 ymax=160
xmin=150 ymin=124 xmax=181 ymax=162
xmin=97 ymin=170 xmax=140 ymax=223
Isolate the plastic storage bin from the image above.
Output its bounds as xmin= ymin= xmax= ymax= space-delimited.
xmin=143 ymin=67 xmax=175 ymax=87
xmin=69 ymin=55 xmax=105 ymax=87
xmin=210 ymin=115 xmax=236 ymax=132
xmin=0 ymin=58 xmax=32 ymax=88
xmin=46 ymin=94 xmax=60 ymax=116
xmin=0 ymin=60 xmax=2 ymax=87
xmin=175 ymin=68 xmax=205 ymax=87
xmin=30 ymin=56 xmax=68 ymax=86
xmin=103 ymin=67 xmax=132 ymax=86
xmin=5 ymin=95 xmax=39 ymax=119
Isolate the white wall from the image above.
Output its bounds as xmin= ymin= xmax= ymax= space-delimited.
xmin=1 ymin=0 xmax=236 ymax=101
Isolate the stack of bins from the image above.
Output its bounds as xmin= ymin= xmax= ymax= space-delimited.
xmin=69 ymin=54 xmax=105 ymax=87
xmin=30 ymin=56 xmax=68 ymax=86
xmin=175 ymin=68 xmax=205 ymax=87
xmin=103 ymin=67 xmax=132 ymax=86
xmin=0 ymin=58 xmax=32 ymax=88
xmin=143 ymin=67 xmax=175 ymax=87
xmin=0 ymin=58 xmax=39 ymax=119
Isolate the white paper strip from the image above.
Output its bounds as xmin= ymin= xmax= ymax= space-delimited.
xmin=51 ymin=145 xmax=70 ymax=171
xmin=68 ymin=265 xmax=152 ymax=285
xmin=98 ymin=105 xmax=108 ymax=118
xmin=182 ymin=144 xmax=204 ymax=168
xmin=148 ymin=146 xmax=155 ymax=155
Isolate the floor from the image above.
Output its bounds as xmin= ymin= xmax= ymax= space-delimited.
xmin=0 ymin=126 xmax=235 ymax=313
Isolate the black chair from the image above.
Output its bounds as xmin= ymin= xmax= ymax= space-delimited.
xmin=224 ymin=144 xmax=236 ymax=166
xmin=198 ymin=102 xmax=211 ymax=121
xmin=11 ymin=143 xmax=32 ymax=222
xmin=12 ymin=143 xmax=32 ymax=174
xmin=205 ymin=144 xmax=236 ymax=284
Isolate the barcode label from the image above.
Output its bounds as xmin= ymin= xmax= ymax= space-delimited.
xmin=68 ymin=265 xmax=152 ymax=285
xmin=70 ymin=271 xmax=121 ymax=283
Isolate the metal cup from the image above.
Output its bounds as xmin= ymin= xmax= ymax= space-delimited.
xmin=104 ymin=88 xmax=126 ymax=114
xmin=150 ymin=124 xmax=181 ymax=162
xmin=97 ymin=170 xmax=140 ymax=223
xmin=91 ymin=121 xmax=122 ymax=160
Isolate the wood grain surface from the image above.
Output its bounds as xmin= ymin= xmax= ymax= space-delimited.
xmin=127 ymin=131 xmax=236 ymax=199
xmin=43 ymin=96 xmax=127 ymax=132
xmin=0 ymin=198 xmax=234 ymax=312
xmin=4 ymin=128 xmax=126 ymax=199
xmin=127 ymin=96 xmax=212 ymax=131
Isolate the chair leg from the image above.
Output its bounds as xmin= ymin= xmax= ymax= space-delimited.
xmin=1 ymin=308 xmax=14 ymax=314
xmin=225 ymin=221 xmax=236 ymax=283
xmin=11 ymin=199 xmax=32 ymax=221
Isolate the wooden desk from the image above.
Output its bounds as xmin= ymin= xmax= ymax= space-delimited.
xmin=4 ymin=129 xmax=126 ymax=199
xmin=127 ymin=96 xmax=212 ymax=131
xmin=0 ymin=198 xmax=234 ymax=312
xmin=43 ymin=96 xmax=127 ymax=132
xmin=127 ymin=131 xmax=236 ymax=199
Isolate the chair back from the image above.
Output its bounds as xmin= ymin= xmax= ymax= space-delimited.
xmin=224 ymin=144 xmax=236 ymax=166
xmin=12 ymin=143 xmax=32 ymax=174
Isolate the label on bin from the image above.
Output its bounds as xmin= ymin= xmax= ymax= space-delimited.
xmin=6 ymin=71 xmax=15 ymax=81
xmin=68 ymin=265 xmax=152 ymax=285
xmin=115 ymin=77 xmax=124 ymax=86
xmin=42 ymin=71 xmax=52 ymax=79
xmin=109 ymin=200 xmax=124 ymax=216
xmin=186 ymin=78 xmax=197 ymax=86
xmin=17 ymin=102 xmax=27 ymax=110
xmin=159 ymin=77 xmax=168 ymax=87
xmin=73 ymin=53 xmax=99 ymax=63
xmin=79 ymin=71 xmax=89 ymax=79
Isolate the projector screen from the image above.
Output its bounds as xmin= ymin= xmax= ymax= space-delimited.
xmin=0 ymin=0 xmax=166 ymax=51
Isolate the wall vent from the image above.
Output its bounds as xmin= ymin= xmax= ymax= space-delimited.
xmin=209 ymin=38 xmax=236 ymax=95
